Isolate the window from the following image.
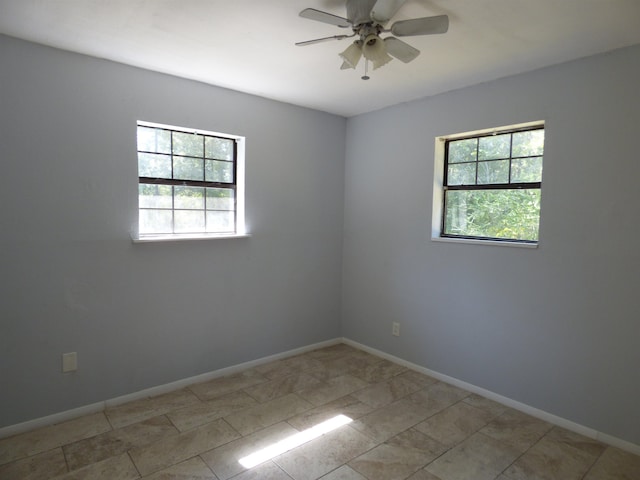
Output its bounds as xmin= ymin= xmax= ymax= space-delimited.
xmin=136 ymin=121 xmax=245 ymax=239
xmin=436 ymin=123 xmax=544 ymax=244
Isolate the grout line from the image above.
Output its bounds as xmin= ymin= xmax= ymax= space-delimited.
xmin=126 ymin=450 xmax=142 ymax=479
xmin=60 ymin=445 xmax=72 ymax=476
xmin=579 ymin=445 xmax=609 ymax=480
xmin=496 ymin=432 xmax=541 ymax=480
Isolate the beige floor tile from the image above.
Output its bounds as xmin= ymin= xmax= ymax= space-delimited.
xmin=5 ymin=344 xmax=640 ymax=480
xmin=395 ymin=370 xmax=438 ymax=389
xmin=406 ymin=469 xmax=444 ymax=480
xmin=167 ymin=391 xmax=258 ymax=432
xmin=343 ymin=357 xmax=389 ymax=379
xmin=319 ymin=465 xmax=367 ymax=479
xmin=277 ymin=354 xmax=325 ymax=374
xmin=0 ymin=412 xmax=112 ymax=465
xmin=415 ymin=401 xmax=495 ymax=447
xmin=479 ymin=409 xmax=553 ymax=453
xmin=286 ymin=395 xmax=375 ymax=431
xmin=297 ymin=375 xmax=369 ymax=407
xmin=63 ymin=415 xmax=179 ymax=470
xmin=129 ymin=418 xmax=240 ymax=476
xmin=351 ymin=375 xmax=422 ymax=409
xmin=254 ymin=360 xmax=306 ymax=380
xmin=425 ymin=432 xmax=520 ymax=480
xmin=0 ymin=447 xmax=67 ymax=480
xmin=504 ymin=427 xmax=606 ymax=480
xmin=350 ymin=397 xmax=432 ymax=443
xmin=461 ymin=394 xmax=509 ymax=417
xmin=345 ymin=349 xmax=387 ymax=368
xmin=188 ymin=370 xmax=267 ymax=401
xmin=231 ymin=461 xmax=294 ymax=480
xmin=244 ymin=373 xmax=324 ymax=403
xmin=308 ymin=361 xmax=357 ymax=382
xmin=421 ymin=381 xmax=471 ymax=406
xmin=105 ymin=389 xmax=200 ymax=429
xmin=274 ymin=425 xmax=376 ymax=480
xmin=52 ymin=452 xmax=139 ymax=480
xmin=583 ymin=446 xmax=640 ymax=480
xmin=306 ymin=344 xmax=357 ymax=360
xmin=349 ymin=429 xmax=447 ymax=480
xmin=140 ymin=456 xmax=216 ymax=479
xmin=200 ymin=421 xmax=299 ymax=480
xmin=224 ymin=394 xmax=312 ymax=436
xmin=349 ymin=359 xmax=408 ymax=383
xmin=306 ymin=347 xmax=379 ymax=380
xmin=351 ymin=383 xmax=469 ymax=443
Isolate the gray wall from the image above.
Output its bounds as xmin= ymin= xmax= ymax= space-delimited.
xmin=342 ymin=44 xmax=640 ymax=445
xmin=0 ymin=35 xmax=346 ymax=427
xmin=2 ymin=31 xmax=639 ymax=448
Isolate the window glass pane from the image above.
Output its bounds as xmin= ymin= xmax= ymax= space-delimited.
xmin=138 ymin=153 xmax=171 ymax=178
xmin=174 ymin=210 xmax=205 ymax=233
xmin=447 ymin=163 xmax=476 ymax=185
xmin=478 ymin=133 xmax=511 ymax=160
xmin=206 ymin=188 xmax=235 ymax=210
xmin=173 ymin=156 xmax=204 ymax=181
xmin=206 ymin=211 xmax=235 ymax=233
xmin=205 ymin=160 xmax=234 ymax=183
xmin=448 ymin=138 xmax=477 ymax=164
xmin=137 ymin=127 xmax=171 ymax=154
xmin=477 ymin=160 xmax=509 ymax=184
xmin=205 ymin=137 xmax=234 ymax=160
xmin=139 ymin=184 xmax=172 ymax=208
xmin=444 ymin=189 xmax=540 ymax=241
xmin=512 ymin=130 xmax=544 ymax=157
xmin=172 ymin=131 xmax=203 ymax=157
xmin=139 ymin=209 xmax=172 ymax=234
xmin=137 ymin=122 xmax=241 ymax=237
xmin=174 ymin=186 xmax=204 ymax=210
xmin=511 ymin=157 xmax=543 ymax=183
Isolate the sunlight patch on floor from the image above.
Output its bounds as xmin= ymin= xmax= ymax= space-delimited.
xmin=238 ymin=414 xmax=353 ymax=469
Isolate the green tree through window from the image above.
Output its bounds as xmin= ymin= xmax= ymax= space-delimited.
xmin=137 ymin=122 xmax=239 ymax=236
xmin=442 ymin=126 xmax=544 ymax=242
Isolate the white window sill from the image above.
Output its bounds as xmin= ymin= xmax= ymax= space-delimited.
xmin=132 ymin=233 xmax=250 ymax=243
xmin=431 ymin=236 xmax=538 ymax=249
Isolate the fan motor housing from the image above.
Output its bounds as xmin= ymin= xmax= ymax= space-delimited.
xmin=347 ymin=0 xmax=378 ymax=26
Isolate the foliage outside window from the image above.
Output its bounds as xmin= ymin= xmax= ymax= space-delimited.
xmin=137 ymin=122 xmax=241 ymax=237
xmin=442 ymin=126 xmax=544 ymax=243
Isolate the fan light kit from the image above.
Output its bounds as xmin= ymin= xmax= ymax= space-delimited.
xmin=296 ymin=0 xmax=449 ymax=80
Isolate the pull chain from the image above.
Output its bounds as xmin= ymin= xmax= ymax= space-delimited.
xmin=361 ymin=59 xmax=370 ymax=80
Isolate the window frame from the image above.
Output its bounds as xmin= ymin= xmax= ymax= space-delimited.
xmin=134 ymin=120 xmax=246 ymax=242
xmin=432 ymin=121 xmax=544 ymax=247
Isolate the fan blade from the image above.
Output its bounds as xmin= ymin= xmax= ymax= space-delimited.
xmin=299 ymin=8 xmax=351 ymax=28
xmin=384 ymin=37 xmax=420 ymax=63
xmin=391 ymin=14 xmax=449 ymax=36
xmin=295 ymin=35 xmax=350 ymax=46
xmin=370 ymin=0 xmax=407 ymax=24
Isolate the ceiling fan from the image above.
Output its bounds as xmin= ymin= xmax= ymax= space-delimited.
xmin=296 ymin=0 xmax=449 ymax=79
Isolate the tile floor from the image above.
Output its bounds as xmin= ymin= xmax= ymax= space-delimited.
xmin=1 ymin=343 xmax=639 ymax=479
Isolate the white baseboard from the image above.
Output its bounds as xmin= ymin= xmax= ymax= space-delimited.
xmin=3 ymin=336 xmax=639 ymax=457
xmin=0 ymin=338 xmax=341 ymax=440
xmin=341 ymin=337 xmax=640 ymax=456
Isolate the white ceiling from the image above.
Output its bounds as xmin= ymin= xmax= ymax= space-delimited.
xmin=1 ymin=0 xmax=639 ymax=117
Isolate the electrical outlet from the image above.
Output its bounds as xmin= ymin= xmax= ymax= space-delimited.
xmin=392 ymin=322 xmax=400 ymax=336
xmin=62 ymin=352 xmax=77 ymax=373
